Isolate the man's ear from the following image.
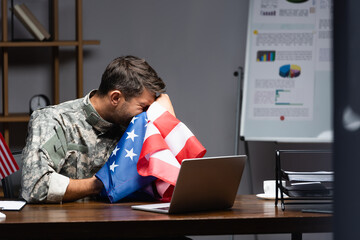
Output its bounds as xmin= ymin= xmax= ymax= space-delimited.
xmin=109 ymin=90 xmax=123 ymax=106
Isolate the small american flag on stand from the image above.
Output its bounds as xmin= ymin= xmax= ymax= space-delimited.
xmin=0 ymin=133 xmax=19 ymax=179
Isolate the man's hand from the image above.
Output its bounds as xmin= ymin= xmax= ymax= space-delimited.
xmin=62 ymin=176 xmax=103 ymax=202
xmin=156 ymin=94 xmax=176 ymax=117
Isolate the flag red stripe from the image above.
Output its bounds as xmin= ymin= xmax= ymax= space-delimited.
xmin=138 ymin=104 xmax=207 ymax=200
xmin=140 ymin=134 xmax=168 ymax=159
xmin=138 ymin=156 xmax=179 ymax=185
xmin=175 ymin=136 xmax=207 ymax=162
xmin=0 ymin=133 xmax=19 ymax=179
xmin=162 ymin=184 xmax=174 ymax=201
xmin=153 ymin=111 xmax=180 ymax=138
xmin=0 ymin=133 xmax=18 ymax=171
xmin=0 ymin=154 xmax=11 ymax=178
xmin=0 ymin=147 xmax=11 ymax=176
xmin=0 ymin=137 xmax=11 ymax=175
xmin=0 ymin=163 xmax=6 ymax=179
xmin=0 ymin=142 xmax=17 ymax=173
xmin=4 ymin=148 xmax=18 ymax=172
xmin=154 ymin=180 xmax=171 ymax=199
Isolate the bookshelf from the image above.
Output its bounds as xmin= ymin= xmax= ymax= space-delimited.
xmin=0 ymin=0 xmax=100 ymax=144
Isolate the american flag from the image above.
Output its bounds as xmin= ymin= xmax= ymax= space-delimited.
xmin=138 ymin=102 xmax=206 ymax=200
xmin=0 ymin=133 xmax=19 ymax=179
xmin=95 ymin=102 xmax=206 ymax=203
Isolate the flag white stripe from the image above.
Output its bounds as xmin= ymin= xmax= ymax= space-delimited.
xmin=147 ymin=102 xmax=166 ymax=122
xmin=0 ymin=140 xmax=16 ymax=171
xmin=143 ymin=122 xmax=161 ymax=141
xmin=0 ymin=158 xmax=9 ymax=178
xmin=0 ymin=165 xmax=10 ymax=178
xmin=165 ymin=122 xmax=194 ymax=156
xmin=150 ymin=149 xmax=180 ymax=168
xmin=0 ymin=148 xmax=12 ymax=175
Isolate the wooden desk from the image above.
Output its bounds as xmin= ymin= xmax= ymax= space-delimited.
xmin=0 ymin=195 xmax=332 ymax=239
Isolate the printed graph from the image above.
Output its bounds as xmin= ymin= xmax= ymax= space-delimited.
xmin=257 ymin=50 xmax=276 ymax=62
xmin=275 ymin=89 xmax=303 ymax=106
xmin=279 ymin=64 xmax=301 ymax=78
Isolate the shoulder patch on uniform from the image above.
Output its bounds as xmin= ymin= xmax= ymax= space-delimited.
xmin=42 ymin=126 xmax=67 ymax=170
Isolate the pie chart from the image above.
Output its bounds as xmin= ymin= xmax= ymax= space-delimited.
xmin=279 ymin=64 xmax=301 ymax=78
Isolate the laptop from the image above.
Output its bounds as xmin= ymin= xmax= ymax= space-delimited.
xmin=131 ymin=155 xmax=246 ymax=214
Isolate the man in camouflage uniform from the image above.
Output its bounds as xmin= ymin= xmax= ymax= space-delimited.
xmin=20 ymin=56 xmax=175 ymax=203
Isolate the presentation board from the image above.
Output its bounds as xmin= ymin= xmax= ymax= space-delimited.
xmin=240 ymin=0 xmax=333 ymax=142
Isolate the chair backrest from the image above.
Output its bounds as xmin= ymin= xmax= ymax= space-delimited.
xmin=1 ymin=151 xmax=23 ymax=199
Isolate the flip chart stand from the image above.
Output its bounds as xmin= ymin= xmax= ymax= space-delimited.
xmin=234 ymin=67 xmax=256 ymax=195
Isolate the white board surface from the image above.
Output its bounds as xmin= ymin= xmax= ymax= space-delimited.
xmin=240 ymin=0 xmax=333 ymax=142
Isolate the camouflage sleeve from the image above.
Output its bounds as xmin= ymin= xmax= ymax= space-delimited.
xmin=20 ymin=109 xmax=70 ymax=203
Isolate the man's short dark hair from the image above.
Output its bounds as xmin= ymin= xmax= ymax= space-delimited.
xmin=98 ymin=56 xmax=166 ymax=100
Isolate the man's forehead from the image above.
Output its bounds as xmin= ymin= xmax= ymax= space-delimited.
xmin=135 ymin=89 xmax=156 ymax=104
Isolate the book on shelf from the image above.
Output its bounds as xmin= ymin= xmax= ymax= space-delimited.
xmin=11 ymin=3 xmax=51 ymax=41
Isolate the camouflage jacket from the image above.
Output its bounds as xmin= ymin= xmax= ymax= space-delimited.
xmin=20 ymin=91 xmax=124 ymax=203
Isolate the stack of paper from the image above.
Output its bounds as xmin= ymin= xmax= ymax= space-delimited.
xmin=283 ymin=171 xmax=334 ymax=182
xmin=281 ymin=170 xmax=334 ymax=197
xmin=0 ymin=200 xmax=26 ymax=211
